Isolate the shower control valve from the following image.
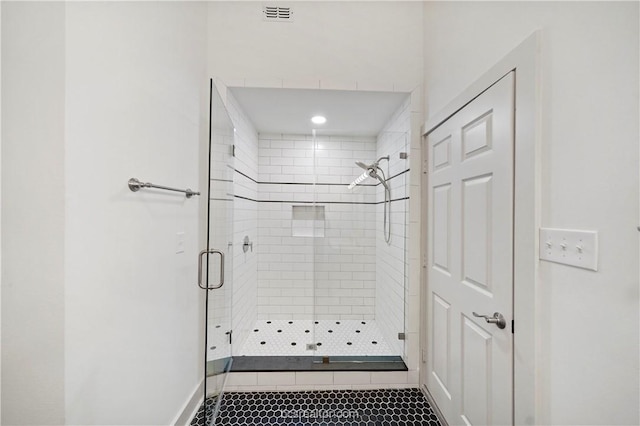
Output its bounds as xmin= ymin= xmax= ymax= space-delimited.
xmin=242 ymin=235 xmax=253 ymax=253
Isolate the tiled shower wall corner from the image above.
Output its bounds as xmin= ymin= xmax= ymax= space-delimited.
xmin=227 ymin=92 xmax=259 ymax=355
xmin=257 ymin=134 xmax=378 ymax=320
xmin=375 ymin=97 xmax=411 ymax=358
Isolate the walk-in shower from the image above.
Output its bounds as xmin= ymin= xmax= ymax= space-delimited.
xmin=203 ymin=86 xmax=411 ymax=382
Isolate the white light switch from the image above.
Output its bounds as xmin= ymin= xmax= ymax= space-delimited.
xmin=539 ymin=228 xmax=598 ymax=271
xmin=176 ymin=232 xmax=185 ymax=254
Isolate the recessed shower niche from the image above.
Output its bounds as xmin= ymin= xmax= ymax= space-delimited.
xmin=291 ymin=205 xmax=325 ymax=237
xmin=205 ymin=86 xmax=411 ymax=373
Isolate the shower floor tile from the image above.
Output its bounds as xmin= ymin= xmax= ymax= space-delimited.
xmin=239 ymin=319 xmax=398 ymax=357
xmin=191 ymin=388 xmax=441 ymax=426
xmin=207 ymin=324 xmax=231 ymax=362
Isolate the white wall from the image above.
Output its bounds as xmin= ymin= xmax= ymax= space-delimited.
xmin=64 ymin=3 xmax=207 ymax=424
xmin=1 ymin=3 xmax=66 ymax=424
xmin=208 ymin=1 xmax=423 ymax=92
xmin=0 ymin=1 xmax=4 ymax=420
xmin=2 ymin=2 xmax=209 ymax=425
xmin=423 ymin=2 xmax=639 ymax=425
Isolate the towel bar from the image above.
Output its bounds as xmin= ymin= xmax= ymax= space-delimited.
xmin=128 ymin=177 xmax=200 ymax=198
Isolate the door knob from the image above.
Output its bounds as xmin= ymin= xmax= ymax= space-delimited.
xmin=472 ymin=312 xmax=507 ymax=329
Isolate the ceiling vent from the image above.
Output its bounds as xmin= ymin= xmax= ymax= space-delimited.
xmin=263 ymin=5 xmax=294 ymax=22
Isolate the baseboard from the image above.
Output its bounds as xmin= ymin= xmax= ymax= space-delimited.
xmin=421 ymin=383 xmax=448 ymax=426
xmin=172 ymin=379 xmax=204 ymax=426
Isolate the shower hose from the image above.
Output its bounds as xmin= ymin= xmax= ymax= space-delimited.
xmin=377 ymin=167 xmax=391 ymax=244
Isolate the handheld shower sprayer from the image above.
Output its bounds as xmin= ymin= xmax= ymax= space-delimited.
xmin=354 ymin=157 xmax=390 ymax=184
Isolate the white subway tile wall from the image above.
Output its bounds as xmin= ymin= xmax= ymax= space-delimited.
xmin=257 ymin=133 xmax=378 ymax=321
xmin=224 ymin=370 xmax=419 ymax=392
xmin=375 ymin=97 xmax=411 ymax=359
xmin=227 ymin=92 xmax=259 ymax=355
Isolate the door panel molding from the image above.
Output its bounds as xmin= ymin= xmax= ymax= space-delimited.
xmin=461 ymin=314 xmax=493 ymax=426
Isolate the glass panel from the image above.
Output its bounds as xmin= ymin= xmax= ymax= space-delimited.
xmin=203 ymin=82 xmax=234 ymax=423
xmin=377 ymin=130 xmax=410 ymax=363
xmin=216 ymin=87 xmax=410 ymax=372
xmin=225 ymin=129 xmax=316 ymax=365
xmin=312 ymin=128 xmax=409 ymax=365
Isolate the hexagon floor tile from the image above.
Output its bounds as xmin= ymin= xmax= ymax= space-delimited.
xmin=191 ymin=388 xmax=441 ymax=425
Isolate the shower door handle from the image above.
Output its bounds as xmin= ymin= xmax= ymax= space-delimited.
xmin=197 ymin=249 xmax=225 ymax=290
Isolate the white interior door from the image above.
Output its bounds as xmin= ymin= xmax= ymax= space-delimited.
xmin=426 ymin=72 xmax=515 ymax=425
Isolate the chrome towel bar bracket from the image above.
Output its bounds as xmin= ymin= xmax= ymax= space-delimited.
xmin=128 ymin=177 xmax=200 ymax=198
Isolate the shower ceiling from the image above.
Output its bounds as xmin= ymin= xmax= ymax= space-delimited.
xmin=229 ymin=87 xmax=408 ymax=136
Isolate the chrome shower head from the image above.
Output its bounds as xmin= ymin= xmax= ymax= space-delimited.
xmin=351 ymin=157 xmax=390 ymax=192
xmin=356 ymin=159 xmax=388 ymax=180
xmin=355 ymin=161 xmax=370 ymax=171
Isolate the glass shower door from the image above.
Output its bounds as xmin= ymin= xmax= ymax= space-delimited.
xmin=311 ymin=128 xmax=409 ymax=367
xmin=199 ymin=80 xmax=234 ymax=424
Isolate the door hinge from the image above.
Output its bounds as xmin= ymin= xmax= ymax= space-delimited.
xmin=422 ymin=160 xmax=428 ymax=174
xmin=421 ymin=349 xmax=427 ymax=363
xmin=511 ymin=320 xmax=514 ymax=334
xmin=422 ymin=253 xmax=428 ymax=268
xmin=231 ymin=144 xmax=236 ymax=157
xmin=398 ymin=332 xmax=406 ymax=340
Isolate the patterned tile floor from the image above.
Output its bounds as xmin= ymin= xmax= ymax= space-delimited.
xmin=239 ymin=320 xmax=397 ymax=357
xmin=191 ymin=388 xmax=441 ymax=426
xmin=208 ymin=324 xmax=231 ymax=362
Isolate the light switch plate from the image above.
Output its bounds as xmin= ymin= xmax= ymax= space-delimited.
xmin=539 ymin=228 xmax=598 ymax=271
